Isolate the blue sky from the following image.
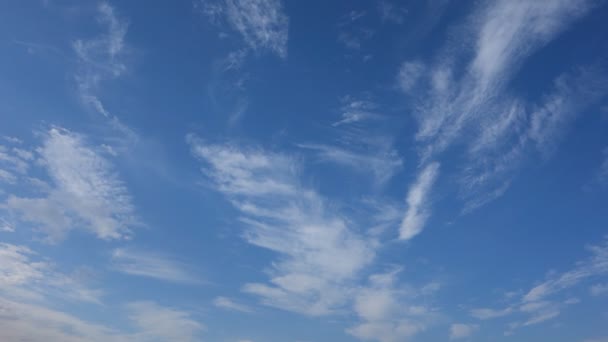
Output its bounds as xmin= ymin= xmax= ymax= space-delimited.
xmin=1 ymin=0 xmax=608 ymax=341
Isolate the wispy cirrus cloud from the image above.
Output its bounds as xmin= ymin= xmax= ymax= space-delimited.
xmin=471 ymin=237 xmax=608 ymax=333
xmin=399 ymin=162 xmax=440 ymax=240
xmin=110 ymin=248 xmax=201 ymax=285
xmin=198 ymin=0 xmax=289 ymax=58
xmin=189 ymin=136 xmax=375 ymax=316
xmin=126 ymin=301 xmax=205 ymax=342
xmin=6 ymin=127 xmax=137 ymax=242
xmin=189 ymin=137 xmax=440 ymax=341
xmin=0 ymin=243 xmax=204 ymax=342
xmin=213 ymin=296 xmax=253 ymax=313
xmin=395 ymin=0 xmax=607 ymax=220
xmin=73 ymin=2 xmax=128 ymax=118
xmin=0 ymin=243 xmax=102 ymax=304
xmin=0 ymin=297 xmax=204 ymax=342
xmin=301 ymin=95 xmax=403 ymax=185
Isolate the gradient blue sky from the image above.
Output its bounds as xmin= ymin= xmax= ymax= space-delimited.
xmin=1 ymin=1 xmax=608 ymax=341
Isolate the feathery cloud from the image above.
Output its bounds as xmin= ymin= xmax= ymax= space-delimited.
xmin=111 ymin=248 xmax=201 ymax=284
xmin=7 ymin=127 xmax=137 ymax=242
xmin=399 ymin=162 xmax=440 ymax=240
xmin=199 ymin=0 xmax=289 ymax=58
xmin=471 ymin=237 xmax=608 ymax=332
xmin=189 ymin=137 xmax=376 ymax=316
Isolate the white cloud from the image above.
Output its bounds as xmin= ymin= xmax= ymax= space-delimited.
xmin=298 ymin=143 xmax=402 ymax=185
xmin=0 ymin=243 xmax=102 ymax=304
xmin=0 ymin=297 xmax=124 ymax=342
xmin=449 ymin=323 xmax=479 ymax=340
xmin=7 ymin=127 xmax=137 ymax=242
xmin=0 ymin=297 xmax=204 ymax=342
xmin=471 ymin=237 xmax=608 ymax=331
xmin=397 ymin=0 xmax=603 ymax=212
xmin=199 ymin=0 xmax=289 ymax=58
xmin=127 ymin=301 xmax=205 ymax=342
xmin=110 ymin=248 xmax=201 ymax=284
xmin=399 ymin=162 xmax=440 ymax=240
xmin=213 ymin=296 xmax=253 ymax=313
xmin=333 ymin=97 xmax=382 ymax=127
xmin=347 ymin=270 xmax=436 ymax=342
xmin=71 ymin=2 xmax=139 ymax=153
xmin=73 ymin=2 xmax=128 ymax=100
xmin=189 ymin=137 xmax=375 ymax=316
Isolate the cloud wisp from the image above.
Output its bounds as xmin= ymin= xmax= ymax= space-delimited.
xmin=399 ymin=162 xmax=440 ymax=241
xmin=393 ymin=0 xmax=607 ymax=229
xmin=198 ymin=0 xmax=289 ymax=58
xmin=189 ymin=136 xmax=375 ymax=316
xmin=189 ymin=137 xmax=441 ymax=341
xmin=110 ymin=248 xmax=202 ymax=285
xmin=471 ymin=237 xmax=608 ymax=333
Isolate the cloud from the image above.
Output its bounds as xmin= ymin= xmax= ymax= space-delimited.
xmin=73 ymin=2 xmax=128 ymax=115
xmin=6 ymin=127 xmax=137 ymax=242
xmin=199 ymin=0 xmax=289 ymax=58
xmin=0 ymin=243 xmax=102 ymax=304
xmin=333 ymin=96 xmax=382 ymax=127
xmin=213 ymin=296 xmax=253 ymax=313
xmin=126 ymin=301 xmax=205 ymax=342
xmin=0 ymin=242 xmax=202 ymax=341
xmin=347 ymin=269 xmax=437 ymax=342
xmin=397 ymin=0 xmax=604 ymax=213
xmin=189 ymin=137 xmax=375 ymax=316
xmin=298 ymin=143 xmax=402 ymax=185
xmin=449 ymin=323 xmax=479 ymax=340
xmin=301 ymin=96 xmax=402 ymax=185
xmin=0 ymin=297 xmax=204 ymax=342
xmin=110 ymin=248 xmax=201 ymax=284
xmin=471 ymin=237 xmax=608 ymax=332
xmin=399 ymin=162 xmax=440 ymax=240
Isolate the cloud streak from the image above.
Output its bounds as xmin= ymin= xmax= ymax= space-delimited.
xmin=399 ymin=162 xmax=440 ymax=240
xmin=471 ymin=237 xmax=608 ymax=332
xmin=110 ymin=248 xmax=201 ymax=284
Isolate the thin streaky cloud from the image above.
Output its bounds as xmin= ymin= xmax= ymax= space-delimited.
xmin=213 ymin=296 xmax=253 ymax=313
xmin=111 ymin=248 xmax=202 ymax=285
xmin=399 ymin=162 xmax=440 ymax=240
